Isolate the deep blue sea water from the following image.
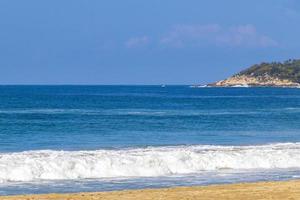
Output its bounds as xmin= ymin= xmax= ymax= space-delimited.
xmin=1 ymin=86 xmax=300 ymax=195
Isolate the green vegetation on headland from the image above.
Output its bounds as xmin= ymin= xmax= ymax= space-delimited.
xmin=208 ymin=59 xmax=300 ymax=87
xmin=237 ymin=59 xmax=300 ymax=82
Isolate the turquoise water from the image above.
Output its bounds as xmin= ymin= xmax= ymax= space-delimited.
xmin=1 ymin=86 xmax=300 ymax=195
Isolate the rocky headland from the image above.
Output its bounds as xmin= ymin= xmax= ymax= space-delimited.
xmin=208 ymin=59 xmax=300 ymax=87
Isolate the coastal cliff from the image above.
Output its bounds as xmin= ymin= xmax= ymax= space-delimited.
xmin=209 ymin=59 xmax=300 ymax=87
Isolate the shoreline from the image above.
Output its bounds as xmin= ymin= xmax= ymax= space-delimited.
xmin=1 ymin=180 xmax=300 ymax=200
xmin=190 ymin=84 xmax=300 ymax=88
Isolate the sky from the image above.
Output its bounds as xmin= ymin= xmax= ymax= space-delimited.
xmin=0 ymin=0 xmax=299 ymax=85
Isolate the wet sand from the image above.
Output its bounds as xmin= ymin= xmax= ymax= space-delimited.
xmin=1 ymin=180 xmax=300 ymax=200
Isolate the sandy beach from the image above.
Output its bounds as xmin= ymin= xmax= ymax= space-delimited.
xmin=1 ymin=180 xmax=300 ymax=200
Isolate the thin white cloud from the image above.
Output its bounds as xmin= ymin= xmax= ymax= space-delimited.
xmin=160 ymin=24 xmax=220 ymax=47
xmin=160 ymin=24 xmax=278 ymax=48
xmin=216 ymin=24 xmax=278 ymax=47
xmin=125 ymin=36 xmax=149 ymax=48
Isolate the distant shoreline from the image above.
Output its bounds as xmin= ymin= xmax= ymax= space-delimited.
xmin=190 ymin=84 xmax=300 ymax=88
xmin=206 ymin=59 xmax=300 ymax=88
xmin=1 ymin=180 xmax=299 ymax=200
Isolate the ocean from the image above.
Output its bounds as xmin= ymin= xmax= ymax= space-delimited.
xmin=1 ymin=85 xmax=300 ymax=195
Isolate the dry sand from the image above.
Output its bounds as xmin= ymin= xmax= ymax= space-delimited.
xmin=1 ymin=180 xmax=300 ymax=200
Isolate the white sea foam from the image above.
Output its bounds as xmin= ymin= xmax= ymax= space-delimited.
xmin=1 ymin=143 xmax=300 ymax=183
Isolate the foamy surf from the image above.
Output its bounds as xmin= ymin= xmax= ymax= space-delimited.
xmin=1 ymin=143 xmax=300 ymax=183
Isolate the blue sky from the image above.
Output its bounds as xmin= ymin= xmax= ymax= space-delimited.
xmin=0 ymin=0 xmax=299 ymax=84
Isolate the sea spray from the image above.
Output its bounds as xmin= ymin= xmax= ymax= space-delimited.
xmin=1 ymin=143 xmax=300 ymax=183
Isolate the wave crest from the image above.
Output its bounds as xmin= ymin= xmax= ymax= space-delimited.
xmin=1 ymin=143 xmax=300 ymax=182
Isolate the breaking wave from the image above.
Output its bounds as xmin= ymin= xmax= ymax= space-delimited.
xmin=1 ymin=143 xmax=300 ymax=183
